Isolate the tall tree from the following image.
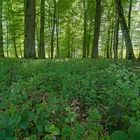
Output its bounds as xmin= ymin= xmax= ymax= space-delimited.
xmin=56 ymin=13 xmax=60 ymax=58
xmin=13 ymin=29 xmax=18 ymax=58
xmin=38 ymin=0 xmax=45 ymax=58
xmin=51 ymin=0 xmax=56 ymax=59
xmin=92 ymin=0 xmax=102 ymax=58
xmin=24 ymin=0 xmax=36 ymax=58
xmin=106 ymin=24 xmax=111 ymax=58
xmin=0 ymin=0 xmax=4 ymax=57
xmin=113 ymin=1 xmax=119 ymax=59
xmin=67 ymin=22 xmax=71 ymax=58
xmin=6 ymin=18 xmax=9 ymax=57
xmin=128 ymin=0 xmax=133 ymax=32
xmin=82 ymin=0 xmax=87 ymax=58
xmin=115 ymin=0 xmax=135 ymax=59
xmin=10 ymin=2 xmax=18 ymax=58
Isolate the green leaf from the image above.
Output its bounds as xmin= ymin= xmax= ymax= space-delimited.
xmin=128 ymin=124 xmax=140 ymax=140
xmin=45 ymin=124 xmax=60 ymax=136
xmin=88 ymin=108 xmax=101 ymax=122
xmin=111 ymin=130 xmax=129 ymax=140
xmin=0 ymin=130 xmax=6 ymax=139
xmin=25 ymin=135 xmax=36 ymax=140
xmin=50 ymin=124 xmax=60 ymax=135
xmin=75 ymin=123 xmax=85 ymax=136
xmin=61 ymin=125 xmax=72 ymax=138
xmin=44 ymin=135 xmax=55 ymax=140
xmin=37 ymin=123 xmax=43 ymax=133
xmin=0 ymin=113 xmax=9 ymax=128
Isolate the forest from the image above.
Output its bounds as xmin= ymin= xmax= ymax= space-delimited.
xmin=0 ymin=0 xmax=140 ymax=139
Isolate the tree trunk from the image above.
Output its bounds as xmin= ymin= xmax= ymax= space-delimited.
xmin=128 ymin=0 xmax=132 ymax=32
xmin=36 ymin=12 xmax=40 ymax=56
xmin=24 ymin=0 xmax=36 ymax=58
xmin=121 ymin=37 xmax=124 ymax=59
xmin=113 ymin=2 xmax=119 ymax=59
xmin=67 ymin=24 xmax=71 ymax=58
xmin=51 ymin=0 xmax=56 ymax=59
xmin=6 ymin=23 xmax=9 ymax=57
xmin=106 ymin=26 xmax=111 ymax=58
xmin=38 ymin=0 xmax=45 ymax=58
xmin=0 ymin=0 xmax=4 ymax=57
xmin=56 ymin=13 xmax=60 ymax=58
xmin=92 ymin=0 xmax=102 ymax=58
xmin=82 ymin=0 xmax=87 ymax=58
xmin=19 ymin=44 xmax=23 ymax=58
xmin=110 ymin=19 xmax=114 ymax=59
xmin=13 ymin=30 xmax=18 ymax=58
xmin=115 ymin=0 xmax=135 ymax=59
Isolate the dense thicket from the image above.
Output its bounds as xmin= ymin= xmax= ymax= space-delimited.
xmin=0 ymin=0 xmax=139 ymax=59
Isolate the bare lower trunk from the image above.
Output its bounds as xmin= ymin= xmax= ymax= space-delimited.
xmin=56 ymin=14 xmax=60 ymax=58
xmin=83 ymin=0 xmax=87 ymax=58
xmin=92 ymin=0 xmax=102 ymax=58
xmin=24 ymin=0 xmax=36 ymax=58
xmin=38 ymin=0 xmax=45 ymax=58
xmin=0 ymin=0 xmax=4 ymax=57
xmin=106 ymin=26 xmax=111 ymax=58
xmin=13 ymin=31 xmax=18 ymax=58
xmin=51 ymin=0 xmax=56 ymax=59
xmin=113 ymin=2 xmax=119 ymax=59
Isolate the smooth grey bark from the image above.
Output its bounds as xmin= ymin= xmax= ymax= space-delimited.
xmin=92 ymin=0 xmax=102 ymax=58
xmin=38 ymin=0 xmax=45 ymax=58
xmin=24 ymin=0 xmax=36 ymax=58
xmin=115 ymin=0 xmax=135 ymax=59
xmin=0 ymin=0 xmax=4 ymax=57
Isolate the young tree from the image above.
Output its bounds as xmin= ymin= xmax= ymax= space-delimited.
xmin=24 ymin=0 xmax=36 ymax=58
xmin=115 ymin=0 xmax=135 ymax=59
xmin=0 ymin=0 xmax=4 ymax=57
xmin=38 ymin=0 xmax=45 ymax=58
xmin=92 ymin=0 xmax=102 ymax=58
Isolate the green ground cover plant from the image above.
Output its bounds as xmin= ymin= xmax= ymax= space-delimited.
xmin=0 ymin=58 xmax=140 ymax=140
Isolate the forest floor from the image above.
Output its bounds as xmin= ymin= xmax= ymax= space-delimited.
xmin=0 ymin=58 xmax=140 ymax=140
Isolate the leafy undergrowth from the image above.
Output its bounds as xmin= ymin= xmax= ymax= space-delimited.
xmin=0 ymin=58 xmax=140 ymax=140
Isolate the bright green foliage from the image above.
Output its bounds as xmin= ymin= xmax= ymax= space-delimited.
xmin=0 ymin=59 xmax=140 ymax=139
